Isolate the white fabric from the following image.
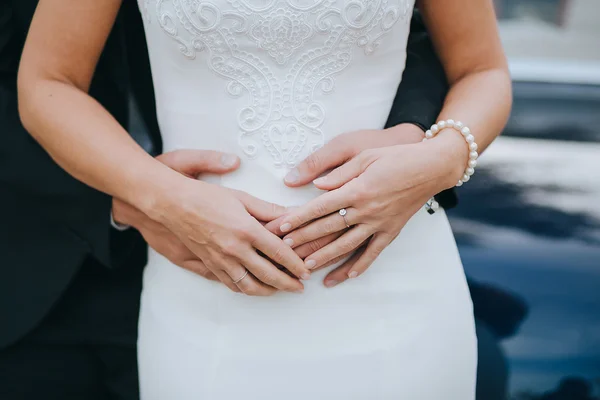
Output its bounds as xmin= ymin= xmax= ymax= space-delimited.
xmin=136 ymin=0 xmax=477 ymax=398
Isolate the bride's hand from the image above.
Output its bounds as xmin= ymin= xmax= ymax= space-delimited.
xmin=263 ymin=124 xmax=423 ymax=275
xmin=277 ymin=132 xmax=467 ymax=284
xmin=282 ymin=124 xmax=424 ymax=187
xmin=146 ymin=176 xmax=311 ymax=296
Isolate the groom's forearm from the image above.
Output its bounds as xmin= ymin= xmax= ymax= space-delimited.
xmin=385 ymin=10 xmax=448 ymax=131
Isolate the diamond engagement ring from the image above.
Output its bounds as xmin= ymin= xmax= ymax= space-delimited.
xmin=339 ymin=208 xmax=350 ymax=228
xmin=233 ymin=269 xmax=248 ymax=284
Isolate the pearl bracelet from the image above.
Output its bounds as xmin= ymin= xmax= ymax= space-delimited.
xmin=423 ymin=119 xmax=479 ymax=214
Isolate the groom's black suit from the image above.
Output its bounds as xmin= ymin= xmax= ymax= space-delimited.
xmin=0 ymin=1 xmax=453 ymax=398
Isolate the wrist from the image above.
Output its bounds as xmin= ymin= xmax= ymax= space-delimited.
xmin=127 ymin=164 xmax=192 ymax=223
xmin=385 ymin=123 xmax=426 ymax=145
xmin=422 ymin=128 xmax=470 ymax=191
xmin=111 ymin=198 xmax=129 ymax=227
xmin=111 ymin=198 xmax=142 ymax=230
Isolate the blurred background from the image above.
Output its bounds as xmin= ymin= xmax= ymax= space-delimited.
xmin=445 ymin=0 xmax=600 ymax=399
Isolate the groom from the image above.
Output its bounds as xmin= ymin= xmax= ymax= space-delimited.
xmin=0 ymin=1 xmax=455 ymax=400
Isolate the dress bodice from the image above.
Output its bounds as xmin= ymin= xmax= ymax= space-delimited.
xmin=138 ymin=0 xmax=414 ymax=204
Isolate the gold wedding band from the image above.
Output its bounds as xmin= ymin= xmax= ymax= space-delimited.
xmin=233 ymin=269 xmax=248 ymax=284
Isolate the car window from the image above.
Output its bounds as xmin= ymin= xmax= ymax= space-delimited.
xmin=505 ymin=81 xmax=600 ymax=142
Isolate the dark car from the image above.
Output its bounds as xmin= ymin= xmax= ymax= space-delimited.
xmin=447 ymin=61 xmax=600 ymax=400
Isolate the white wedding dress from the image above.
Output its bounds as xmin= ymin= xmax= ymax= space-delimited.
xmin=136 ymin=0 xmax=477 ymax=398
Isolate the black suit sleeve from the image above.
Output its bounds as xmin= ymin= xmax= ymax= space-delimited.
xmin=1 ymin=2 xmax=133 ymax=269
xmin=123 ymin=0 xmax=162 ymax=155
xmin=384 ymin=10 xmax=448 ymax=131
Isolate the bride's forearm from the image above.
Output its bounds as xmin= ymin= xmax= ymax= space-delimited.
xmin=416 ymin=0 xmax=512 ymax=192
xmin=438 ymin=68 xmax=512 ymax=154
xmin=427 ymin=67 xmax=512 ymax=188
xmin=18 ymin=78 xmax=183 ymax=213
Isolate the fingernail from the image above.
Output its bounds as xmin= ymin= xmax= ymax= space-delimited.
xmin=348 ymin=271 xmax=358 ymax=279
xmin=294 ymin=288 xmax=304 ymax=294
xmin=325 ymin=280 xmax=339 ymax=288
xmin=285 ymin=168 xmax=300 ymax=183
xmin=280 ymin=223 xmax=292 ymax=233
xmin=301 ymin=272 xmax=311 ymax=280
xmin=313 ymin=176 xmax=327 ymax=185
xmin=220 ymin=154 xmax=238 ymax=168
xmin=305 ymin=259 xmax=316 ymax=269
xmin=283 ymin=238 xmax=294 ymax=247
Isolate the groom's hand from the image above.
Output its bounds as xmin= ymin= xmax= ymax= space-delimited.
xmin=283 ymin=123 xmax=424 ymax=187
xmin=112 ymin=149 xmax=241 ymax=285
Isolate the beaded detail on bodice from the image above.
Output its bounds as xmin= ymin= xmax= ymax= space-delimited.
xmin=139 ymin=0 xmax=413 ymax=167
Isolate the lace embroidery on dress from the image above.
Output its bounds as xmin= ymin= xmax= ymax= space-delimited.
xmin=142 ymin=0 xmax=412 ymax=167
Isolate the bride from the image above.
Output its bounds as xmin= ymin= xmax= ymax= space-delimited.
xmin=18 ymin=0 xmax=511 ymax=398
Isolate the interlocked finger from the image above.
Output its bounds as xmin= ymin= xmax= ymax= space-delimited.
xmin=303 ymin=225 xmax=373 ymax=271
xmin=343 ymin=233 xmax=393 ymax=279
xmin=323 ymin=246 xmax=367 ymax=288
xmin=213 ymin=269 xmax=242 ymax=293
xmin=242 ymin=248 xmax=304 ymax=293
xmin=283 ymin=208 xmax=357 ymax=249
xmin=181 ymin=259 xmax=220 ymax=283
xmin=205 ymin=260 xmax=242 ymax=293
xmin=293 ymin=232 xmax=345 ymax=259
xmin=279 ymin=184 xmax=356 ymax=233
xmin=232 ymin=269 xmax=248 ymax=284
xmin=186 ymin=246 xmax=243 ymax=293
xmin=234 ymin=272 xmax=278 ymax=297
xmin=250 ymin=229 xmax=310 ymax=284
xmin=313 ymin=250 xmax=355 ymax=274
xmin=224 ymin=262 xmax=278 ymax=297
